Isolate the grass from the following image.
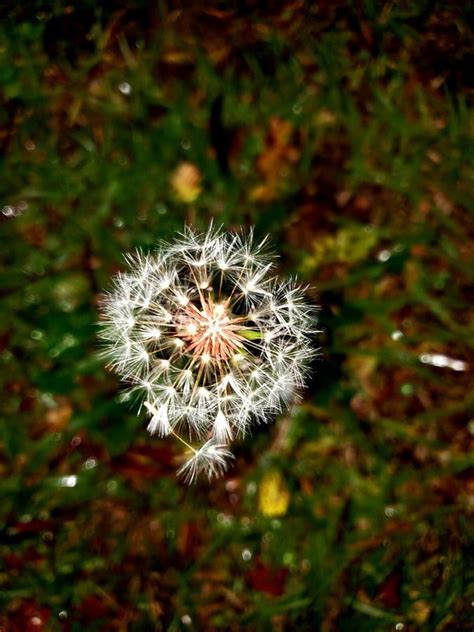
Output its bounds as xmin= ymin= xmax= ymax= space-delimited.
xmin=0 ymin=2 xmax=473 ymax=630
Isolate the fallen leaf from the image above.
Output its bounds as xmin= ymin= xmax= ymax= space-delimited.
xmin=258 ymin=469 xmax=290 ymax=517
xmin=170 ymin=162 xmax=202 ymax=202
xmin=246 ymin=558 xmax=289 ymax=596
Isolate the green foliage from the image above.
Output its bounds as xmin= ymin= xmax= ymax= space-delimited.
xmin=0 ymin=2 xmax=473 ymax=630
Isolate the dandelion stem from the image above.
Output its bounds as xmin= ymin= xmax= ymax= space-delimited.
xmin=170 ymin=430 xmax=197 ymax=454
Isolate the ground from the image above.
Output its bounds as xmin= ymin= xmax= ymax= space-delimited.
xmin=0 ymin=2 xmax=473 ymax=631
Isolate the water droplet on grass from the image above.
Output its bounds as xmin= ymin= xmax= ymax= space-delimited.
xmin=292 ymin=103 xmax=302 ymax=115
xmin=246 ymin=481 xmax=257 ymax=495
xmin=59 ymin=475 xmax=77 ymax=488
xmin=71 ymin=435 xmax=81 ymax=447
xmin=119 ymin=82 xmax=131 ymax=95
xmin=400 ymin=383 xmax=414 ymax=397
xmin=420 ymin=353 xmax=467 ymax=371
xmin=377 ymin=249 xmax=391 ymax=262
xmin=242 ymin=548 xmax=252 ymax=561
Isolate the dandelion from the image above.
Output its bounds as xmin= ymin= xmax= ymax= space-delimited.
xmin=99 ymin=225 xmax=318 ymax=482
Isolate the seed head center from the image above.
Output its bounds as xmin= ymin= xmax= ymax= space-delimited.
xmin=177 ymin=300 xmax=244 ymax=361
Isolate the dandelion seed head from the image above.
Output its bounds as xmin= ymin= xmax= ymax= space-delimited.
xmin=99 ymin=225 xmax=318 ymax=481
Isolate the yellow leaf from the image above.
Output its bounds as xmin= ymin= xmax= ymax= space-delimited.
xmin=258 ymin=469 xmax=290 ymax=517
xmin=410 ymin=600 xmax=431 ymax=624
xmin=170 ymin=162 xmax=202 ymax=203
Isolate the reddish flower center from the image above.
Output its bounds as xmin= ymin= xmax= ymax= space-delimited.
xmin=176 ymin=299 xmax=245 ymax=361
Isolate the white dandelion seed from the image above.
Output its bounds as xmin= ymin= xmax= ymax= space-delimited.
xmin=177 ymin=440 xmax=234 ymax=484
xmin=98 ymin=224 xmax=319 ymax=481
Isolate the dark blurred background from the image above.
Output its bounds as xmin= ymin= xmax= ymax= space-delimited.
xmin=0 ymin=2 xmax=473 ymax=630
